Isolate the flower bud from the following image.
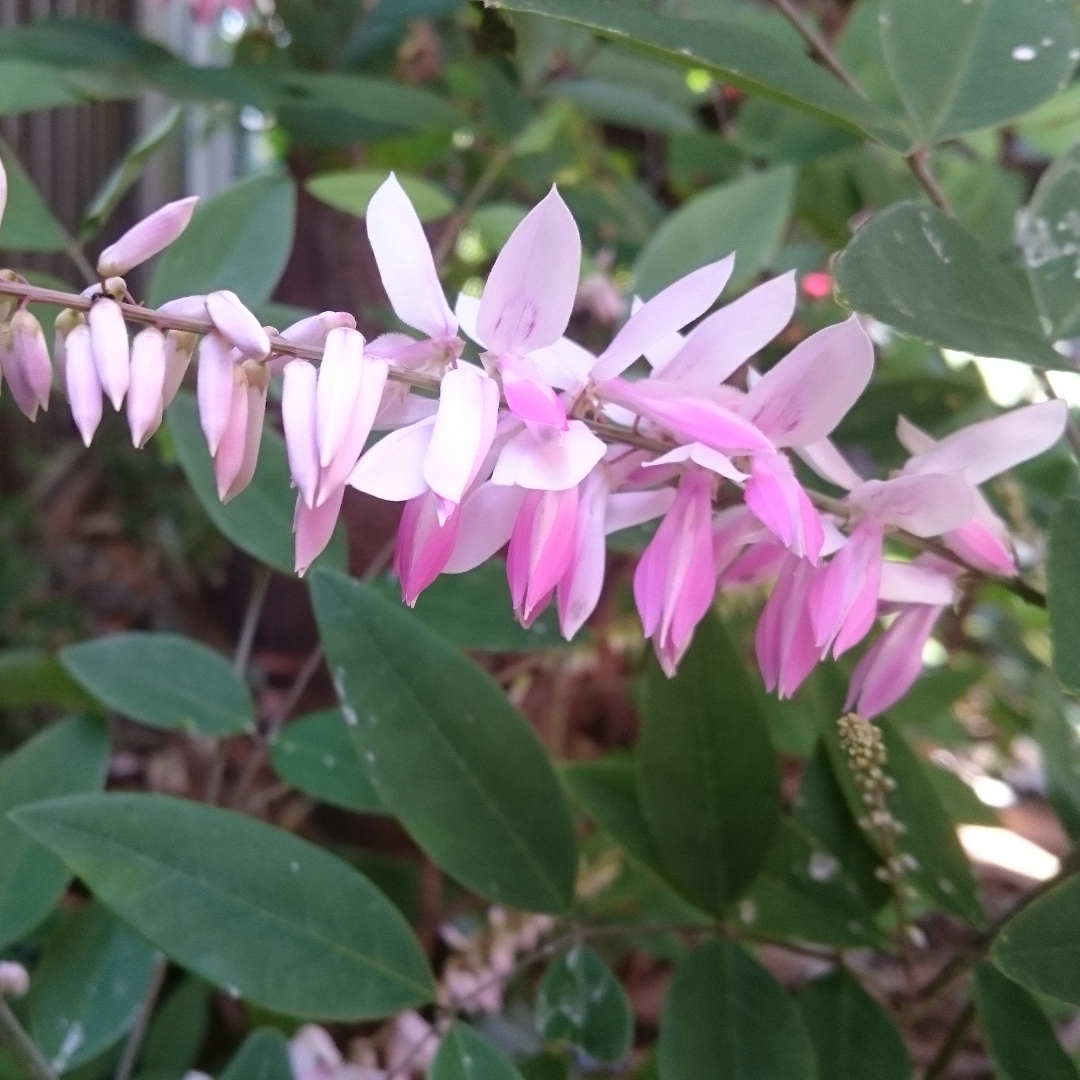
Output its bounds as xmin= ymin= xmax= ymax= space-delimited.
xmin=97 ymin=196 xmax=199 ymax=278
xmin=206 ymin=290 xmax=270 ymax=360
xmin=157 ymin=295 xmax=208 ymax=321
xmin=127 ymin=327 xmax=167 ymax=448
xmin=162 ymin=330 xmax=198 ymax=407
xmin=282 ymin=359 xmax=319 ymax=509
xmin=268 ymin=312 xmax=357 ymax=376
xmin=64 ymin=323 xmax=103 ymax=447
xmin=294 ymin=486 xmax=344 ymax=577
xmin=214 ymin=360 xmax=268 ymax=502
xmin=54 ymin=308 xmax=85 ymax=397
xmin=2 ymin=310 xmax=52 ymax=420
xmin=0 ymin=961 xmax=29 ymax=998
xmin=0 ymin=157 xmax=7 ymax=243
xmin=197 ymin=331 xmax=237 ymax=456
xmin=88 ymin=297 xmax=129 ymax=409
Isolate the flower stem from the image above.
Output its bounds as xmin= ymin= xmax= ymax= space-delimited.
xmin=0 ymin=997 xmax=58 ymax=1080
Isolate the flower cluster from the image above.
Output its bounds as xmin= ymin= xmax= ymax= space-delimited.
xmin=0 ymin=166 xmax=1067 ymax=714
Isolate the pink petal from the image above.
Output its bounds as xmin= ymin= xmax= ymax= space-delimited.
xmin=846 ymin=604 xmax=943 ymax=719
xmin=659 ymin=271 xmax=796 ymax=390
xmin=294 ymin=485 xmax=345 ymax=577
xmin=367 ymin=174 xmax=456 ymax=341
xmin=395 ymin=491 xmax=461 ymax=606
xmin=214 ymin=369 xmax=249 ymax=502
xmin=196 ymin=331 xmax=236 ymax=457
xmin=282 ymin=360 xmax=320 ymax=508
xmin=316 ymin=328 xmax=365 ymax=469
xmin=206 ymin=290 xmax=270 ymax=360
xmin=944 ymin=515 xmax=1016 ymax=576
xmin=878 ymin=562 xmax=957 ymax=606
xmin=476 ymin=186 xmax=581 ymax=355
xmin=444 ymin=482 xmax=527 ymax=574
xmin=528 ymin=337 xmax=596 ymax=394
xmin=423 ymin=365 xmax=500 ymax=513
xmin=558 ymin=469 xmax=609 ymax=639
xmin=642 ymin=442 xmax=747 ymax=482
xmin=490 ymin=421 xmax=606 ymax=491
xmin=721 ymin=537 xmax=787 ymax=588
xmin=809 ymin=519 xmax=884 ymax=658
xmin=454 ymin=293 xmax=485 ymax=349
xmin=903 ymin=399 xmax=1068 ymax=486
xmin=318 ymin=354 xmax=389 ymax=505
xmin=498 ymin=353 xmax=567 ymax=429
xmin=712 ymin=506 xmax=768 ymax=577
xmin=88 ymin=298 xmax=130 ymax=410
xmin=97 ymin=196 xmax=198 ymax=277
xmin=739 ymin=316 xmax=874 ymax=447
xmin=162 ymin=330 xmax=198 ymax=407
xmin=156 ymin=295 xmax=208 ymax=320
xmin=348 ymin=416 xmax=436 ymax=501
xmin=3 ymin=311 xmax=51 ymax=420
xmin=795 ymin=438 xmax=863 ymax=491
xmin=604 ymin=488 xmax=677 ymax=534
xmin=221 ymin=363 xmax=268 ymax=503
xmin=590 ymin=255 xmax=735 ymax=381
xmin=280 ymin=311 xmax=357 ymax=348
xmin=744 ymin=452 xmax=824 ymax=563
xmin=507 ymin=486 xmax=579 ymax=625
xmin=849 ymin=472 xmax=975 ymax=537
xmin=754 ymin=555 xmax=819 ymax=699
xmin=895 ymin=415 xmax=935 ymax=456
xmin=127 ymin=327 xmax=167 ymax=448
xmin=64 ymin=324 xmax=103 ymax=447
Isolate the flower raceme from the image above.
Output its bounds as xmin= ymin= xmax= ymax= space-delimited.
xmin=0 ymin=165 xmax=1069 ymax=717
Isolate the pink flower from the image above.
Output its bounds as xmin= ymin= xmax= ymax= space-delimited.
xmin=213 ymin=360 xmax=269 ymax=503
xmin=506 ymin=486 xmax=580 ymax=626
xmin=64 ymin=323 xmax=103 ymax=446
xmin=127 ymin=327 xmax=167 ymax=447
xmin=755 ymin=553 xmax=819 ymax=699
xmin=634 ymin=466 xmax=717 ymax=675
xmin=395 ymin=490 xmax=461 ymax=605
xmin=97 ymin=197 xmax=198 ymax=278
xmin=205 ymin=291 xmax=270 ymax=360
xmin=88 ymin=298 xmax=129 ymax=410
xmin=1 ymin=310 xmax=52 ymax=420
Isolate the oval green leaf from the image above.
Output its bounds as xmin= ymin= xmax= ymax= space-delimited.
xmin=0 ymin=139 xmax=67 ymax=252
xmin=659 ymin=940 xmax=816 ymax=1080
xmin=60 ymin=632 xmax=253 ymax=736
xmin=881 ymin=0 xmax=1078 ymax=145
xmin=307 ymin=170 xmax=454 ymax=222
xmin=1049 ymin=498 xmax=1080 ymax=694
xmin=28 ymin=902 xmax=160 ymax=1073
xmin=165 ymin=392 xmax=346 ymax=576
xmin=147 ymin=173 xmax=295 ymax=309
xmin=270 ymin=709 xmax=386 ymax=814
xmin=633 ymin=166 xmax=795 ymax=299
xmin=310 ymin=568 xmax=577 ymax=914
xmin=10 ymin=792 xmax=434 ymax=1020
xmin=0 ymin=715 xmax=110 ymax=950
xmin=798 ymin=969 xmax=910 ymax=1080
xmin=134 ymin=977 xmax=209 ymax=1080
xmin=637 ymin=613 xmax=781 ymax=913
xmin=536 ymin=945 xmax=633 ymax=1063
xmin=430 ymin=1022 xmax=523 ymax=1080
xmin=220 ymin=1030 xmax=292 ymax=1080
xmin=834 ymin=201 xmax=1063 ymax=368
xmin=972 ymin=961 xmax=1079 ymax=1080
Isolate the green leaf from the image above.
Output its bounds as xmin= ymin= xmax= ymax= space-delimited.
xmin=825 ymin=716 xmax=984 ymax=926
xmin=993 ymin=874 xmax=1080 ymax=1005
xmin=10 ymin=793 xmax=434 ymax=1020
xmin=637 ymin=613 xmax=781 ymax=913
xmin=270 ymin=709 xmax=386 ymax=814
xmin=80 ymin=106 xmax=182 ymax=241
xmin=0 ymin=62 xmax=87 ymax=114
xmin=491 ymin=0 xmax=908 ymax=149
xmin=165 ymin=392 xmax=346 ymax=576
xmin=734 ymin=820 xmax=886 ymax=948
xmin=1032 ymin=673 xmax=1080 ymax=841
xmin=28 ymin=902 xmax=160 ymax=1073
xmin=430 ymin=1022 xmax=523 ymax=1080
xmin=833 ymin=201 xmax=1063 ymax=368
xmin=1020 ymin=144 xmax=1080 ymax=343
xmin=972 ymin=962 xmax=1079 ymax=1080
xmin=658 ymin=940 xmax=816 ymax=1080
xmin=220 ymin=1030 xmax=292 ymax=1080
xmin=880 ymin=0 xmax=1078 ymax=146
xmin=1049 ymin=498 xmax=1080 ymax=694
xmin=536 ymin=945 xmax=633 ymax=1063
xmin=0 ymin=648 xmax=95 ymax=710
xmin=633 ymin=166 xmax=795 ymax=298
xmin=469 ymin=205 xmax=528 ymax=254
xmin=307 ymin=170 xmax=454 ymax=222
xmin=0 ymin=716 xmax=110 ymax=950
xmin=547 ymin=79 xmax=695 ymax=133
xmin=134 ymin=978 xmax=209 ymax=1080
xmin=147 ymin=173 xmax=295 ymax=309
xmin=310 ymin=568 xmax=577 ymax=914
xmin=798 ymin=969 xmax=910 ymax=1080
xmin=0 ymin=139 xmax=67 ymax=252
xmin=60 ymin=632 xmax=253 ymax=736
xmin=371 ymin=562 xmax=566 ymax=651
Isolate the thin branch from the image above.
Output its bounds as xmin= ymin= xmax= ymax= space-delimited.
xmin=906 ymin=149 xmax=956 ymax=217
xmin=768 ymin=0 xmax=866 ymax=95
xmin=112 ymin=956 xmax=169 ymax=1080
xmin=923 ymin=999 xmax=975 ymax=1080
xmin=0 ymin=997 xmax=58 ymax=1080
xmin=433 ymin=145 xmax=515 ymax=270
xmin=1036 ymin=369 xmax=1080 ymax=464
xmin=234 ymin=565 xmax=271 ymax=678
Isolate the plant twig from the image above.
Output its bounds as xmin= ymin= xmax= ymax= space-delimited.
xmin=923 ymin=999 xmax=975 ymax=1080
xmin=433 ymin=144 xmax=515 ymax=270
xmin=1036 ymin=369 xmax=1080 ymax=463
xmin=0 ymin=997 xmax=58 ymax=1080
xmin=112 ymin=955 xmax=169 ymax=1080
xmin=234 ymin=565 xmax=271 ymax=678
xmin=768 ymin=0 xmax=865 ymax=95
xmin=906 ymin=149 xmax=955 ymax=216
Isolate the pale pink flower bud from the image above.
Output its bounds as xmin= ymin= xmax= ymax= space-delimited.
xmin=157 ymin=295 xmax=208 ymax=321
xmin=289 ymin=1025 xmax=341 ymax=1080
xmin=127 ymin=327 xmax=167 ymax=448
xmin=268 ymin=312 xmax=357 ymax=377
xmin=507 ymin=486 xmax=579 ymax=627
xmin=214 ymin=361 xmax=268 ymax=502
xmin=0 ymin=156 xmax=7 ymax=237
xmin=206 ymin=290 xmax=270 ymax=359
xmin=97 ymin=196 xmax=198 ymax=278
xmin=2 ymin=310 xmax=52 ymax=419
xmin=64 ymin=323 xmax=103 ymax=447
xmin=294 ymin=485 xmax=345 ymax=577
xmin=54 ymin=308 xmax=85 ymax=398
xmin=395 ymin=490 xmax=460 ymax=606
xmin=88 ymin=298 xmax=129 ymax=410
xmin=282 ymin=359 xmax=319 ymax=509
xmin=197 ymin=331 xmax=237 ymax=456
xmin=0 ymin=961 xmax=29 ymax=998
xmin=162 ymin=330 xmax=198 ymax=407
